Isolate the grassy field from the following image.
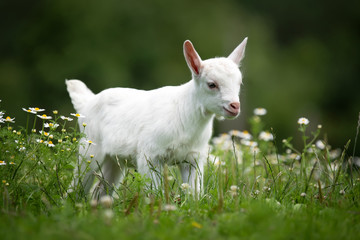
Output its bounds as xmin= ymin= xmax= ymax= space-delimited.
xmin=1 ymin=105 xmax=360 ymax=240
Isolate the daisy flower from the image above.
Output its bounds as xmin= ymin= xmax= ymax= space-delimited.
xmin=298 ymin=117 xmax=309 ymax=125
xmin=37 ymin=114 xmax=52 ymax=120
xmin=85 ymin=140 xmax=96 ymax=145
xmin=60 ymin=116 xmax=73 ymax=121
xmin=47 ymin=141 xmax=55 ymax=147
xmin=70 ymin=113 xmax=85 ymax=118
xmin=0 ymin=161 xmax=6 ymax=166
xmin=39 ymin=130 xmax=50 ymax=137
xmin=5 ymin=116 xmax=15 ymax=123
xmin=254 ymin=108 xmax=267 ymax=116
xmin=259 ymin=131 xmax=274 ymax=141
xmin=229 ymin=130 xmax=252 ymax=140
xmin=29 ymin=107 xmax=45 ymax=112
xmin=22 ymin=108 xmax=37 ymax=114
xmin=44 ymin=122 xmax=59 ymax=129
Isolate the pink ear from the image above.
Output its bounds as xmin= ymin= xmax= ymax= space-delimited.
xmin=183 ymin=40 xmax=202 ymax=76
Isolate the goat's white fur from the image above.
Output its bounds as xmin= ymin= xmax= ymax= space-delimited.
xmin=66 ymin=38 xmax=248 ymax=198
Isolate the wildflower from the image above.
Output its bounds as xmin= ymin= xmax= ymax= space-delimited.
xmin=30 ymin=107 xmax=45 ymax=112
xmin=19 ymin=146 xmax=26 ymax=152
xmin=53 ymin=110 xmax=58 ymax=115
xmin=37 ymin=114 xmax=52 ymax=120
xmin=229 ymin=185 xmax=239 ymax=197
xmin=100 ymin=195 xmax=113 ymax=208
xmin=85 ymin=140 xmax=96 ymax=145
xmin=90 ymin=154 xmax=94 ymax=158
xmin=32 ymin=129 xmax=37 ymax=133
xmin=22 ymin=108 xmax=37 ymax=114
xmin=259 ymin=131 xmax=274 ymax=141
xmin=5 ymin=116 xmax=15 ymax=123
xmin=0 ymin=161 xmax=6 ymax=166
xmin=317 ymin=124 xmax=322 ymax=129
xmin=254 ymin=108 xmax=267 ymax=116
xmin=339 ymin=189 xmax=345 ymax=195
xmin=300 ymin=192 xmax=306 ymax=197
xmin=298 ymin=117 xmax=309 ymax=125
xmin=213 ymin=158 xmax=225 ymax=167
xmin=90 ymin=199 xmax=98 ymax=208
xmin=2 ymin=180 xmax=6 ymax=184
xmin=163 ymin=204 xmax=177 ymax=211
xmin=315 ymin=140 xmax=326 ymax=150
xmin=36 ymin=139 xmax=44 ymax=143
xmin=241 ymin=139 xmax=258 ymax=148
xmin=58 ymin=139 xmax=63 ymax=143
xmin=39 ymin=130 xmax=50 ymax=137
xmin=47 ymin=141 xmax=55 ymax=147
xmin=181 ymin=183 xmax=190 ymax=192
xmin=253 ymin=190 xmax=260 ymax=195
xmin=44 ymin=122 xmax=59 ymax=129
xmin=230 ymin=130 xmax=252 ymax=140
xmin=263 ymin=186 xmax=271 ymax=192
xmin=60 ymin=116 xmax=73 ymax=121
xmin=9 ymin=162 xmax=15 ymax=165
xmin=70 ymin=113 xmax=85 ymax=118
xmin=82 ymin=122 xmax=87 ymax=127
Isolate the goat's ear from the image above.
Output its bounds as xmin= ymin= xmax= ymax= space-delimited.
xmin=228 ymin=37 xmax=248 ymax=66
xmin=183 ymin=40 xmax=202 ymax=77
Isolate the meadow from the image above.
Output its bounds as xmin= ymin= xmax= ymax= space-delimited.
xmin=1 ymin=102 xmax=359 ymax=240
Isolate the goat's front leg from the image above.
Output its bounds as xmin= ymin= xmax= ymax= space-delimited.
xmin=137 ymin=155 xmax=163 ymax=191
xmin=179 ymin=154 xmax=204 ymax=195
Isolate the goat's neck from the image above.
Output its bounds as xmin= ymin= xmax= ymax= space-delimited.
xmin=178 ymin=80 xmax=214 ymax=128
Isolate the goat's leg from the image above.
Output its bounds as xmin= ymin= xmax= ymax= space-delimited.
xmin=179 ymin=156 xmax=204 ymax=195
xmin=92 ymin=155 xmax=124 ymax=199
xmin=137 ymin=156 xmax=163 ymax=191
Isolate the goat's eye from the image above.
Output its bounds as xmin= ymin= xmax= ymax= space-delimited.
xmin=207 ymin=82 xmax=217 ymax=89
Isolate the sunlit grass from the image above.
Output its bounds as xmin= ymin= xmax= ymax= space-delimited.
xmin=0 ymin=100 xmax=360 ymax=239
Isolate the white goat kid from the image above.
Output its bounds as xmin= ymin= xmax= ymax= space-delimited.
xmin=66 ymin=38 xmax=248 ymax=199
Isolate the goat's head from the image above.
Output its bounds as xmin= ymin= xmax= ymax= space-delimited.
xmin=183 ymin=38 xmax=248 ymax=119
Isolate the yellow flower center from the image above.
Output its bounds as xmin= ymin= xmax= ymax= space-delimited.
xmin=48 ymin=141 xmax=53 ymax=144
xmin=42 ymin=114 xmax=47 ymax=118
xmin=76 ymin=113 xmax=80 ymax=117
xmin=35 ymin=108 xmax=40 ymax=111
xmin=6 ymin=116 xmax=11 ymax=120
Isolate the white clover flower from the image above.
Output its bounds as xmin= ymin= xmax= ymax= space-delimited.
xmin=60 ymin=116 xmax=73 ymax=121
xmin=4 ymin=116 xmax=15 ymax=123
xmin=180 ymin=183 xmax=190 ymax=191
xmin=100 ymin=195 xmax=113 ymax=208
xmin=298 ymin=117 xmax=309 ymax=125
xmin=163 ymin=204 xmax=177 ymax=211
xmin=37 ymin=114 xmax=52 ymax=120
xmin=22 ymin=108 xmax=37 ymax=114
xmin=254 ymin=108 xmax=267 ymax=116
xmin=315 ymin=140 xmax=326 ymax=150
xmin=30 ymin=107 xmax=45 ymax=112
xmin=70 ymin=113 xmax=85 ymax=118
xmin=229 ymin=185 xmax=239 ymax=197
xmin=259 ymin=131 xmax=274 ymax=141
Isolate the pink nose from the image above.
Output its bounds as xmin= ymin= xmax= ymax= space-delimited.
xmin=230 ymin=102 xmax=240 ymax=111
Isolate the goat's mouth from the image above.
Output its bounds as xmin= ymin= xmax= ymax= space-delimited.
xmin=223 ymin=107 xmax=239 ymax=118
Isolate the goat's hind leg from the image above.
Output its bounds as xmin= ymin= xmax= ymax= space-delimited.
xmin=92 ymin=155 xmax=124 ymax=199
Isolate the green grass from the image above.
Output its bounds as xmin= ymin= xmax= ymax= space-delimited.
xmin=1 ymin=105 xmax=360 ymax=240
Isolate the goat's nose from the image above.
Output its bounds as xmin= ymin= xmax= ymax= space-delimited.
xmin=230 ymin=102 xmax=240 ymax=111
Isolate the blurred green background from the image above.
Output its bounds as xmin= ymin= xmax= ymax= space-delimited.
xmin=1 ymin=0 xmax=359 ymax=154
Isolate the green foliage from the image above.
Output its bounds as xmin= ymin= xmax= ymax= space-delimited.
xmin=1 ymin=103 xmax=360 ymax=239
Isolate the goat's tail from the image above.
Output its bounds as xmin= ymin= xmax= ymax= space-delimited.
xmin=65 ymin=79 xmax=95 ymax=113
